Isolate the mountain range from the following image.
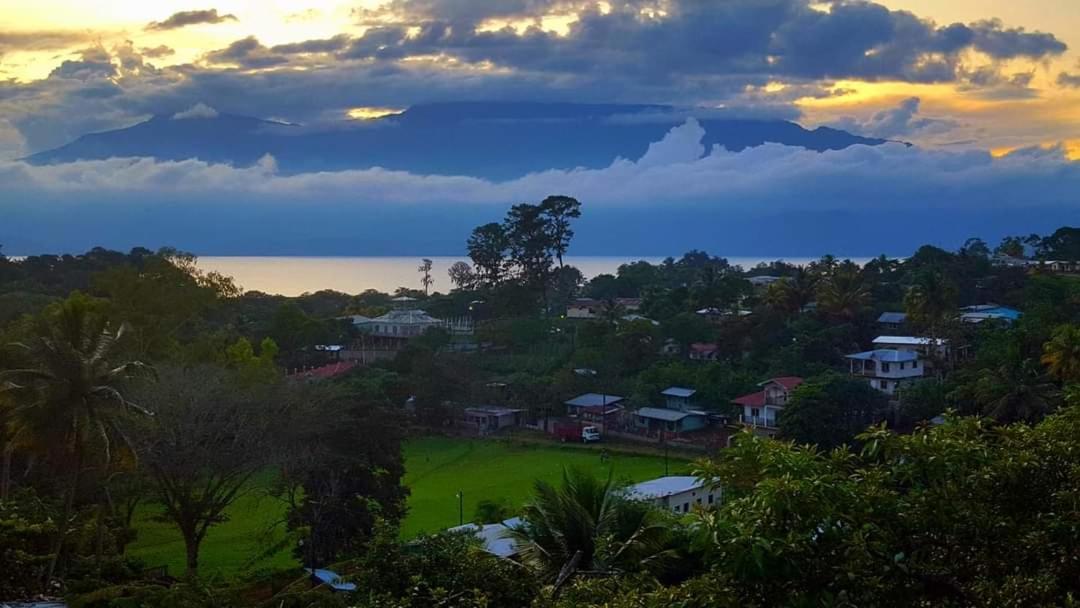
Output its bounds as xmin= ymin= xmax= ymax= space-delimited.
xmin=24 ymin=102 xmax=889 ymax=180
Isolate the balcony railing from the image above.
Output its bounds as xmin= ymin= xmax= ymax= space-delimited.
xmin=740 ymin=415 xmax=779 ymax=429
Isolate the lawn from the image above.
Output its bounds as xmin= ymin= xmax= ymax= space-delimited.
xmin=128 ymin=436 xmax=688 ymax=578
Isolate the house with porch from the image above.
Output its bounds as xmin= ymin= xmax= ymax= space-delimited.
xmin=731 ymin=377 xmax=804 ymax=437
xmin=633 ymin=387 xmax=710 ymax=436
xmin=462 ymin=406 xmax=525 ymax=434
xmin=846 ymin=349 xmax=925 ymax=396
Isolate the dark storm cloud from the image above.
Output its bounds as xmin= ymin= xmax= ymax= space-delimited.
xmin=270 ymin=35 xmax=351 ymax=55
xmin=1 ymin=0 xmax=1072 ymax=155
xmin=146 ymin=9 xmax=238 ymax=31
xmin=338 ymin=0 xmax=1067 ymax=84
xmin=204 ymin=36 xmax=288 ymax=68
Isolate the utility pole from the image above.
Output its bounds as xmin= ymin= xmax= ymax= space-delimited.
xmin=456 ymin=490 xmax=464 ymax=526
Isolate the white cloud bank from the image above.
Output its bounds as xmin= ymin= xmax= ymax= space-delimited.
xmin=0 ymin=119 xmax=1077 ymax=255
xmin=2 ymin=118 xmax=1075 ymax=208
xmin=172 ymin=103 xmax=219 ymax=120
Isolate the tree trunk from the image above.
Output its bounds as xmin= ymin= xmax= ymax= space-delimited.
xmin=45 ymin=442 xmax=82 ymax=584
xmin=1 ymin=446 xmax=12 ymax=500
xmin=183 ymin=531 xmax=202 ymax=580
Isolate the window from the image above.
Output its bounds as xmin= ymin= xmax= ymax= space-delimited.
xmin=683 ymin=503 xmax=689 ymax=513
xmin=913 ymin=360 xmax=919 ymax=368
xmin=707 ymin=494 xmax=714 ymax=504
xmin=882 ymin=362 xmax=891 ymax=373
xmin=880 ymin=380 xmax=890 ymax=390
xmin=899 ymin=362 xmax=906 ymax=370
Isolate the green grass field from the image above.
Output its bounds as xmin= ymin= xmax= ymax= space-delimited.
xmin=127 ymin=436 xmax=687 ymax=579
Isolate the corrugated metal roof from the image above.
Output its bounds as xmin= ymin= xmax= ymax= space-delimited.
xmin=636 ymin=407 xmax=692 ymax=421
xmin=877 ymin=312 xmax=907 ymax=324
xmin=627 ymin=476 xmax=704 ymax=499
xmin=448 ymin=517 xmax=522 ymax=558
xmin=661 ymin=387 xmax=696 ymax=398
xmin=846 ymin=349 xmax=919 ymax=362
xmin=565 ymin=393 xmax=625 ymax=407
xmin=873 ymin=336 xmax=947 ymax=346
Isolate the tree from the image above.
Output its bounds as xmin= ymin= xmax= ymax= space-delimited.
xmin=0 ymin=292 xmax=151 ymax=581
xmin=539 ymin=195 xmax=582 ymax=269
xmin=418 ymin=258 xmax=434 ymax=296
xmin=1042 ymin=324 xmax=1080 ymax=384
xmin=995 ymin=235 xmax=1027 ymax=258
xmin=508 ymin=467 xmax=672 ymax=583
xmin=962 ymin=358 xmax=1060 ymax=423
xmin=959 ymin=237 xmax=990 ymax=258
xmin=281 ymin=391 xmax=409 ymax=567
xmin=763 ymin=268 xmax=816 ymax=316
xmin=816 ymin=262 xmax=870 ymax=321
xmin=904 ymin=269 xmax=959 ymax=339
xmin=504 ymin=202 xmax=554 ymax=291
xmin=778 ymin=373 xmax=889 ymax=449
xmin=447 ymin=261 xmax=477 ymax=291
xmin=467 ymin=222 xmax=509 ymax=287
xmin=133 ymin=366 xmax=293 ymax=578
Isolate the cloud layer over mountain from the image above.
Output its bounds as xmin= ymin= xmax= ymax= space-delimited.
xmin=3 ymin=120 xmax=1076 ymax=256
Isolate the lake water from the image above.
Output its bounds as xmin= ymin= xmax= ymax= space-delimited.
xmin=196 ymin=255 xmax=863 ymax=296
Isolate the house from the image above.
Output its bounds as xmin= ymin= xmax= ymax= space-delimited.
xmin=566 ymin=298 xmax=642 ymax=319
xmin=872 ymin=336 xmax=949 ymax=359
xmin=731 ymin=377 xmax=804 ymax=436
xmin=355 ymin=308 xmax=446 ymax=338
xmin=661 ymin=387 xmax=696 ymax=410
xmin=564 ymin=393 xmax=624 ymax=427
xmin=463 ymin=407 xmax=525 ymax=433
xmin=626 ymin=476 xmax=719 ymax=514
xmin=306 ymin=569 xmax=358 ymax=592
xmin=959 ymin=304 xmax=1023 ymax=324
xmin=876 ymin=311 xmax=908 ymax=329
xmin=689 ymin=342 xmax=719 ymax=361
xmin=447 ymin=517 xmax=522 ymax=559
xmin=634 ymin=407 xmax=708 ymax=435
xmin=621 ymin=313 xmax=659 ymax=326
xmin=845 ymin=349 xmax=924 ymax=395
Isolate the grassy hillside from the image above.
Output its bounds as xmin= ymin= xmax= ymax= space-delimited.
xmin=127 ymin=436 xmax=687 ymax=578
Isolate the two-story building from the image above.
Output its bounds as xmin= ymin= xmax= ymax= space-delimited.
xmin=731 ymin=377 xmax=804 ymax=436
xmin=845 ymin=349 xmax=925 ymax=395
xmin=633 ymin=387 xmax=709 ymax=437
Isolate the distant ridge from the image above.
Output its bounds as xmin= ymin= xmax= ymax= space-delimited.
xmin=24 ymin=102 xmax=889 ymax=180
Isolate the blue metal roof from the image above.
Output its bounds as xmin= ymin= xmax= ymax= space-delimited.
xmin=877 ymin=312 xmax=907 ymax=324
xmin=661 ymin=387 xmax=696 ymax=398
xmin=307 ymin=568 xmax=358 ymax=592
xmin=565 ymin=393 xmax=624 ymax=407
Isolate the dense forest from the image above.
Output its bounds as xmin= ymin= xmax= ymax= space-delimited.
xmin=1 ymin=206 xmax=1079 ymax=607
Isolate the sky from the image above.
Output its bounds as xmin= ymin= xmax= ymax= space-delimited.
xmin=1 ymin=0 xmax=1078 ymax=256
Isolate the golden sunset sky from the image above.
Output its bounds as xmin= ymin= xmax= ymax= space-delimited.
xmin=1 ymin=0 xmax=1078 ymax=156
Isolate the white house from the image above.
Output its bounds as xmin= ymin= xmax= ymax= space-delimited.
xmin=447 ymin=517 xmax=522 ymax=559
xmin=846 ymin=349 xmax=924 ymax=395
xmin=626 ymin=476 xmax=718 ymax=514
xmin=731 ymin=377 xmax=804 ymax=436
xmin=872 ymin=336 xmax=949 ymax=359
xmin=356 ymin=308 xmax=445 ymax=338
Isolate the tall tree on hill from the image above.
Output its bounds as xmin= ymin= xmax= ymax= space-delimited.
xmin=539 ymin=195 xmax=582 ymax=269
xmin=447 ymin=261 xmax=477 ymax=291
xmin=764 ymin=267 xmax=817 ymax=316
xmin=0 ymin=292 xmax=152 ymax=582
xmin=467 ymin=222 xmax=510 ymax=287
xmin=418 ymin=258 xmax=434 ymax=295
xmin=505 ymin=202 xmax=554 ymax=291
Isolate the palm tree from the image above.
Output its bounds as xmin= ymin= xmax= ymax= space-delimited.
xmin=1 ymin=293 xmax=152 ymax=581
xmin=1042 ymin=324 xmax=1080 ymax=384
xmin=904 ymin=270 xmax=959 ymax=337
xmin=817 ymin=263 xmax=870 ymax=321
xmin=764 ymin=268 xmax=816 ymax=316
xmin=508 ymin=467 xmax=672 ymax=585
xmin=972 ymin=359 xmax=1060 ymax=423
